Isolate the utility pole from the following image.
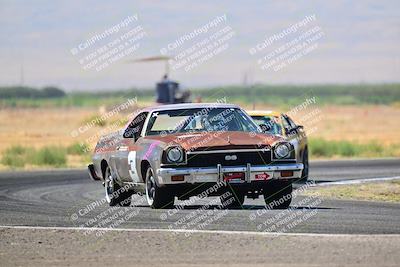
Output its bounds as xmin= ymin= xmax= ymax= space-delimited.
xmin=20 ymin=63 xmax=24 ymax=85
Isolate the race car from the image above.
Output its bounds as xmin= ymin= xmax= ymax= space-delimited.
xmin=88 ymin=103 xmax=304 ymax=209
xmin=247 ymin=110 xmax=309 ymax=181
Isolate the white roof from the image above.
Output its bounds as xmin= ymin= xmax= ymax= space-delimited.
xmin=143 ymin=103 xmax=239 ymax=112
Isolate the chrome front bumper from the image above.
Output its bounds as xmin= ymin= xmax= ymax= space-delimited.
xmin=157 ymin=163 xmax=304 ymax=185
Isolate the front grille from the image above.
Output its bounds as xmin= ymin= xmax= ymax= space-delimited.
xmin=186 ymin=151 xmax=271 ymax=167
xmin=192 ymin=145 xmax=265 ymax=151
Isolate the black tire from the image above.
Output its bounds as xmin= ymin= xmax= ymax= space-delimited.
xmin=220 ymin=187 xmax=245 ymax=209
xmin=145 ymin=166 xmax=174 ymax=209
xmin=301 ymin=148 xmax=309 ymax=182
xmin=104 ymin=166 xmax=132 ymax=207
xmin=263 ymin=182 xmax=292 ymax=209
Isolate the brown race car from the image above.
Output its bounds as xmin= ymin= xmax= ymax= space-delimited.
xmin=88 ymin=103 xmax=303 ymax=209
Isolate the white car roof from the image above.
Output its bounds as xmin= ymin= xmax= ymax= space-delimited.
xmin=142 ymin=103 xmax=239 ymax=112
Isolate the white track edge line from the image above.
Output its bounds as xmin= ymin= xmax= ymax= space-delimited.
xmin=313 ymin=176 xmax=400 ymax=187
xmin=0 ymin=225 xmax=399 ymax=237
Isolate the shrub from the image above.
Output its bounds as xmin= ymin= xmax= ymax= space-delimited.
xmin=1 ymin=145 xmax=74 ymax=168
xmin=67 ymin=143 xmax=89 ymax=155
xmin=309 ymin=139 xmax=333 ymax=157
xmin=309 ymin=138 xmax=386 ymax=158
xmin=336 ymin=141 xmax=357 ymax=157
xmin=1 ymin=145 xmax=29 ymax=167
xmin=31 ymin=146 xmax=66 ymax=167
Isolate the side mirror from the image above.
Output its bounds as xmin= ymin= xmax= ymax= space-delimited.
xmin=259 ymin=124 xmax=271 ymax=133
xmin=286 ymin=125 xmax=303 ymax=135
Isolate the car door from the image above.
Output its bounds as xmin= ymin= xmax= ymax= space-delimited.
xmin=282 ymin=114 xmax=307 ymax=161
xmin=286 ymin=115 xmax=307 ymax=148
xmin=280 ymin=114 xmax=298 ymax=157
xmin=114 ymin=112 xmax=148 ymax=183
xmin=282 ymin=115 xmax=297 ymax=139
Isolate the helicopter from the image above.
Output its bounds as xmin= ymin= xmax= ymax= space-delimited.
xmin=127 ymin=56 xmax=191 ymax=104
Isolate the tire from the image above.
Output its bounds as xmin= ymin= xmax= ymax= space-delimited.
xmin=220 ymin=186 xmax=245 ymax=209
xmin=301 ymin=148 xmax=309 ymax=182
xmin=145 ymin=166 xmax=174 ymax=209
xmin=263 ymin=182 xmax=292 ymax=209
xmin=104 ymin=165 xmax=132 ymax=207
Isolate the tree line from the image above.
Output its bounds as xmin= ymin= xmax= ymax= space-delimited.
xmin=0 ymin=86 xmax=66 ymax=98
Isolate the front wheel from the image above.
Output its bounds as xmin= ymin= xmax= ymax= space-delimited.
xmin=145 ymin=166 xmax=174 ymax=209
xmin=263 ymin=182 xmax=292 ymax=209
xmin=301 ymin=148 xmax=309 ymax=182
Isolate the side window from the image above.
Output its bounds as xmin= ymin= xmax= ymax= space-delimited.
xmin=123 ymin=112 xmax=148 ymax=140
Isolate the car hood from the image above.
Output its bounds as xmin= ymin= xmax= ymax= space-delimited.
xmin=144 ymin=131 xmax=284 ymax=151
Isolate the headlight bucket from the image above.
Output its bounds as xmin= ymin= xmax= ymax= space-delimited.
xmin=166 ymin=146 xmax=184 ymax=163
xmin=273 ymin=142 xmax=292 ymax=159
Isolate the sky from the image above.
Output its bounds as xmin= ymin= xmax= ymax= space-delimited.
xmin=0 ymin=0 xmax=399 ymax=91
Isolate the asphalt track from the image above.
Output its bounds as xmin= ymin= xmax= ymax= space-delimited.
xmin=0 ymin=158 xmax=399 ymax=234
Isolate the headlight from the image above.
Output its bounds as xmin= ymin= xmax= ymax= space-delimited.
xmin=274 ymin=143 xmax=290 ymax=159
xmin=166 ymin=146 xmax=184 ymax=163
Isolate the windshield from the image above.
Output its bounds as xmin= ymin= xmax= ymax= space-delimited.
xmin=145 ymin=108 xmax=261 ymax=136
xmin=251 ymin=115 xmax=283 ymax=135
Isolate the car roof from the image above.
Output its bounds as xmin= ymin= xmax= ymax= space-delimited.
xmin=141 ymin=103 xmax=240 ymax=113
xmin=246 ymin=110 xmax=281 ymax=117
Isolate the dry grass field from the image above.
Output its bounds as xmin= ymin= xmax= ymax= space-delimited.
xmin=242 ymin=103 xmax=400 ymax=144
xmin=0 ymin=107 xmax=94 ymax=151
xmin=301 ymin=105 xmax=400 ymax=145
xmin=304 ymin=180 xmax=400 ymax=202
xmin=0 ymin=103 xmax=399 ymax=169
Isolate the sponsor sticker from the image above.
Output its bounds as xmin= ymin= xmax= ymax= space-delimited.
xmin=255 ymin=172 xmax=271 ymax=180
xmin=223 ymin=172 xmax=245 ymax=183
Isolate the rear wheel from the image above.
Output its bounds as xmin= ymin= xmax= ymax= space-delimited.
xmin=263 ymin=182 xmax=292 ymax=209
xmin=220 ymin=187 xmax=245 ymax=209
xmin=104 ymin=166 xmax=132 ymax=207
xmin=145 ymin=166 xmax=174 ymax=209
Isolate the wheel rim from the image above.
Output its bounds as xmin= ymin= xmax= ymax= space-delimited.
xmin=104 ymin=167 xmax=114 ymax=203
xmin=145 ymin=169 xmax=155 ymax=206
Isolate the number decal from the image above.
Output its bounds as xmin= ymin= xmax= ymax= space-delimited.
xmin=128 ymin=151 xmax=139 ymax=182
